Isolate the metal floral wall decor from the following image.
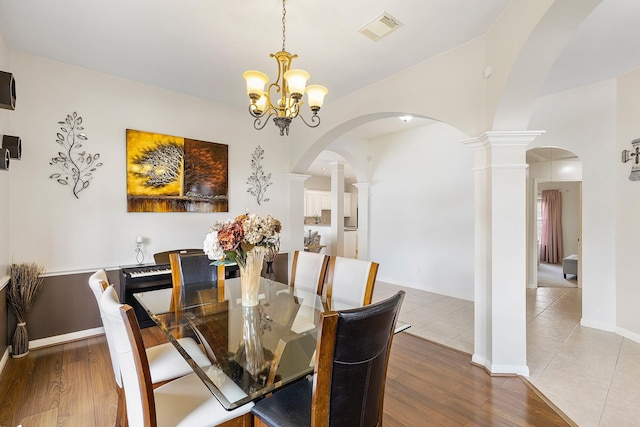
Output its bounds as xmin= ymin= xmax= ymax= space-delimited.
xmin=126 ymin=129 xmax=228 ymax=212
xmin=49 ymin=112 xmax=103 ymax=198
xmin=621 ymin=137 xmax=640 ymax=181
xmin=247 ymin=145 xmax=272 ymax=205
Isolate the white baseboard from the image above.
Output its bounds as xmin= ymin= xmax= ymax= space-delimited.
xmin=472 ymin=353 xmax=529 ymax=376
xmin=580 ymin=318 xmax=615 ymax=332
xmin=489 ymin=363 xmax=530 ymax=377
xmin=615 ymin=326 xmax=640 ymax=344
xmin=28 ymin=327 xmax=105 ymax=350
xmin=0 ymin=347 xmax=9 ymax=376
xmin=1 ymin=328 xmax=104 ymax=376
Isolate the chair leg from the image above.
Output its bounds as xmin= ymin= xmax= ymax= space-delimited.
xmin=116 ymin=386 xmax=128 ymax=427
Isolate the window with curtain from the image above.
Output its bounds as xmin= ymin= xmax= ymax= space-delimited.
xmin=539 ymin=189 xmax=563 ymax=264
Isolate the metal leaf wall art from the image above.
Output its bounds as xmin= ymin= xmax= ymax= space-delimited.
xmin=49 ymin=112 xmax=103 ymax=198
xmin=247 ymin=145 xmax=272 ymax=205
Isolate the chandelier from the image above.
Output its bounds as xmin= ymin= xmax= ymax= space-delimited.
xmin=243 ymin=0 xmax=328 ymax=136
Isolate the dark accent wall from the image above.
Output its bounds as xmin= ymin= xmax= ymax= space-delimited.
xmin=7 ymin=270 xmax=121 ymax=342
xmin=8 ymin=255 xmax=290 ymax=344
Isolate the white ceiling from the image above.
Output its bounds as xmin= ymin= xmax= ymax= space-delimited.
xmin=0 ymin=0 xmax=638 ymax=175
xmin=0 ymin=0 xmax=510 ymax=107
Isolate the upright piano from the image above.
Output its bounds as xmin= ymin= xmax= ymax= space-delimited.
xmin=120 ymin=261 xmax=241 ymax=328
xmin=120 ymin=263 xmax=172 ymax=328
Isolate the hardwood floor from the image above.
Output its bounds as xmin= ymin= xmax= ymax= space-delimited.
xmin=0 ymin=330 xmax=572 ymax=427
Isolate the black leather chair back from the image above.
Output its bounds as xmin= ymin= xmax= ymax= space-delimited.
xmin=327 ymin=291 xmax=404 ymax=426
xmin=153 ymin=248 xmax=204 ymax=264
xmin=250 ymin=291 xmax=404 ymax=427
xmin=176 ymin=252 xmax=219 ymax=286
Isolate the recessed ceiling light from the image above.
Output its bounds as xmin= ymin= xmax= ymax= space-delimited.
xmin=399 ymin=115 xmax=412 ymax=122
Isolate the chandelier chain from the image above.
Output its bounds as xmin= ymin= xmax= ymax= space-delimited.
xmin=281 ymin=0 xmax=287 ymax=52
xmin=243 ymin=0 xmax=326 ymax=135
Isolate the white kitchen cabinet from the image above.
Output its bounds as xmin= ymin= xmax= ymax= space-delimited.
xmin=304 ymin=190 xmax=328 ymax=217
xmin=304 ymin=191 xmax=317 ymax=217
xmin=304 ymin=190 xmax=353 ymax=217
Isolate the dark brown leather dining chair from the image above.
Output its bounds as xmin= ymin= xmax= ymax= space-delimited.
xmin=251 ymin=290 xmax=405 ymax=427
xmin=169 ymin=252 xmax=225 ymax=308
xmin=153 ymin=248 xmax=203 ymax=264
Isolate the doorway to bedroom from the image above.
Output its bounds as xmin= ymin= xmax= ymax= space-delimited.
xmin=527 ymin=147 xmax=582 ymax=289
xmin=536 ymin=181 xmax=580 ymax=288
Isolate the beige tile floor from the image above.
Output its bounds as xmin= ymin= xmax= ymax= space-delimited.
xmin=373 ymin=268 xmax=640 ymax=427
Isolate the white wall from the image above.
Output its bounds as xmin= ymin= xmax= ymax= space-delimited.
xmin=616 ymin=68 xmax=640 ymax=340
xmin=7 ymin=52 xmax=291 ymax=273
xmin=369 ymin=122 xmax=474 ymax=300
xmin=0 ymin=27 xmax=10 ymax=285
xmin=528 ymin=79 xmax=617 ymax=332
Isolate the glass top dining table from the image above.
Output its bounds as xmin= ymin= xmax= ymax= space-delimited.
xmin=134 ymin=277 xmax=349 ymax=410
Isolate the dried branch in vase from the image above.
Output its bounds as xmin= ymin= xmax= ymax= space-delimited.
xmin=7 ymin=263 xmax=46 ymax=357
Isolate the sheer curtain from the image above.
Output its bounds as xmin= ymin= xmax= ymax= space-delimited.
xmin=540 ymin=190 xmax=563 ymax=263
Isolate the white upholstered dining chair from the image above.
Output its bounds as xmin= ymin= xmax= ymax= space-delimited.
xmin=287 ymin=251 xmax=329 ymax=334
xmin=100 ymin=285 xmax=253 ymax=427
xmin=88 ymin=269 xmax=211 ymax=384
xmin=289 ymin=250 xmax=329 ymax=295
xmin=88 ymin=269 xmax=213 ymax=425
xmin=324 ymin=256 xmax=379 ymax=307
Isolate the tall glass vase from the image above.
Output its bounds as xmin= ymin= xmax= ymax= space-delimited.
xmin=233 ymin=305 xmax=268 ymax=377
xmin=239 ymin=248 xmax=265 ymax=306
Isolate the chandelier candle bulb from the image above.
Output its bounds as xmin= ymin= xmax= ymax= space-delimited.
xmin=306 ymin=85 xmax=328 ymax=111
xmin=283 ymin=69 xmax=310 ymax=98
xmin=243 ymin=70 xmax=269 ymax=99
xmin=255 ymin=93 xmax=268 ymax=114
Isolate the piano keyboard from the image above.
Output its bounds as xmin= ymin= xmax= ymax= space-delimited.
xmin=128 ymin=266 xmax=172 ymax=278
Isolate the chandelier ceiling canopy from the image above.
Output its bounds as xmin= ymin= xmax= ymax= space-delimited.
xmin=243 ymin=0 xmax=328 ymax=136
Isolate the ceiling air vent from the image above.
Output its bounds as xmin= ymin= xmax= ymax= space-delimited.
xmin=358 ymin=12 xmax=403 ymax=41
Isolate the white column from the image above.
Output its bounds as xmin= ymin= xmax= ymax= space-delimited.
xmin=353 ymin=182 xmax=370 ymax=260
xmin=462 ymin=131 xmax=543 ymax=376
xmin=330 ymin=161 xmax=345 ymax=256
xmin=286 ymin=173 xmax=310 ymax=269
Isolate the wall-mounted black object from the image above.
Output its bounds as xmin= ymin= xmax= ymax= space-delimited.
xmin=0 ymin=147 xmax=9 ymax=170
xmin=2 ymin=135 xmax=21 ymax=159
xmin=0 ymin=71 xmax=16 ymax=110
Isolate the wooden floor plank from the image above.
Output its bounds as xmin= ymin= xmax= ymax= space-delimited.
xmin=0 ymin=329 xmax=573 ymax=426
xmin=17 ymin=407 xmax=58 ymax=427
xmin=92 ymin=389 xmax=118 ymax=427
xmin=87 ymin=336 xmax=115 ymax=396
xmin=0 ymin=353 xmax=35 ymax=427
xmin=57 ymin=360 xmax=97 ymax=427
xmin=17 ymin=345 xmax=63 ymax=422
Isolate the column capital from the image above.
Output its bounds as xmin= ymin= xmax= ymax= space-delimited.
xmin=352 ymin=181 xmax=371 ymax=190
xmin=461 ymin=131 xmax=545 ymax=148
xmin=284 ymin=173 xmax=311 ymax=182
